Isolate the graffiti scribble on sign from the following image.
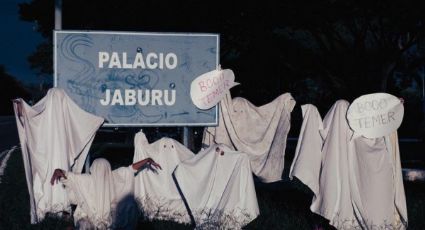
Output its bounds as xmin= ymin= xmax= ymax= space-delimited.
xmin=55 ymin=31 xmax=219 ymax=126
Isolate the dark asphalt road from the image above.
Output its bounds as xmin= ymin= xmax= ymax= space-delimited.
xmin=0 ymin=116 xmax=19 ymax=151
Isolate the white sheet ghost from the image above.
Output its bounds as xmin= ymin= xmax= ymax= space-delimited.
xmin=133 ymin=131 xmax=194 ymax=223
xmin=60 ymin=158 xmax=137 ymax=230
xmin=13 ymin=88 xmax=104 ymax=223
xmin=174 ymin=144 xmax=260 ymax=229
xmin=289 ymin=104 xmax=323 ymax=195
xmin=203 ymin=93 xmax=296 ymax=183
xmin=290 ymin=101 xmax=407 ymax=229
xmin=133 ymin=131 xmax=260 ymax=228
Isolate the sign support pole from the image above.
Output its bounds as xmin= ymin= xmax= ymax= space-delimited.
xmin=182 ymin=127 xmax=191 ymax=150
xmin=54 ymin=0 xmax=62 ymax=30
xmin=55 ymin=0 xmax=92 ymax=172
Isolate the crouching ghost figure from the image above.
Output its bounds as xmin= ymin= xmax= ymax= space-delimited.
xmin=50 ymin=158 xmax=161 ymax=230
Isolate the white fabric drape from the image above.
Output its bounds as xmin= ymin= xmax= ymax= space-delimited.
xmin=133 ymin=131 xmax=260 ymax=228
xmin=203 ymin=93 xmax=296 ymax=182
xmin=173 ymin=144 xmax=260 ymax=229
xmin=62 ymin=158 xmax=136 ymax=229
xmin=349 ymin=132 xmax=407 ymax=229
xmin=289 ymin=104 xmax=323 ymax=194
xmin=13 ymin=88 xmax=104 ymax=223
xmin=290 ymin=100 xmax=408 ymax=229
xmin=309 ymin=100 xmax=355 ymax=228
xmin=133 ymin=131 xmax=194 ymax=223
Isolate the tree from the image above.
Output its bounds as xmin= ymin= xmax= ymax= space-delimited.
xmin=19 ymin=0 xmax=53 ymax=77
xmin=19 ymin=0 xmax=425 ymax=101
xmin=0 ymin=65 xmax=30 ymax=115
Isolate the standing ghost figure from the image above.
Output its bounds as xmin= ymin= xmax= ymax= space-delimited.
xmin=173 ymin=144 xmax=260 ymax=229
xmin=133 ymin=130 xmax=194 ymax=223
xmin=290 ymin=101 xmax=407 ymax=229
xmin=203 ymin=92 xmax=296 ymax=183
xmin=13 ymin=88 xmax=104 ymax=223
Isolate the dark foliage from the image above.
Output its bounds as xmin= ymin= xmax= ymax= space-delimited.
xmin=0 ymin=65 xmax=30 ymax=115
xmin=18 ymin=0 xmax=425 ymax=137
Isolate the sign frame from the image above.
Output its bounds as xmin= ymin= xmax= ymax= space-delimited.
xmin=53 ymin=30 xmax=220 ymax=127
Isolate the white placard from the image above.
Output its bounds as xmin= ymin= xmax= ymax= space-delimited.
xmin=190 ymin=68 xmax=239 ymax=110
xmin=347 ymin=93 xmax=404 ymax=138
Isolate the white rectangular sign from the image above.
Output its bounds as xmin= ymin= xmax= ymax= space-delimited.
xmin=54 ymin=30 xmax=219 ymax=126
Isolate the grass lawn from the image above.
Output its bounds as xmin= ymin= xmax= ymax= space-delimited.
xmin=1 ymin=149 xmax=425 ymax=230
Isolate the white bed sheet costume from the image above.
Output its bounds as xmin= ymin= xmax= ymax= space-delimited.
xmin=203 ymin=93 xmax=296 ymax=182
xmin=290 ymin=101 xmax=408 ymax=229
xmin=133 ymin=131 xmax=260 ymax=228
xmin=174 ymin=144 xmax=259 ymax=229
xmin=133 ymin=130 xmax=194 ymax=223
xmin=15 ymin=87 xmax=408 ymax=230
xmin=61 ymin=158 xmax=137 ymax=229
xmin=13 ymin=88 xmax=104 ymax=223
xmin=14 ymin=89 xmax=264 ymax=228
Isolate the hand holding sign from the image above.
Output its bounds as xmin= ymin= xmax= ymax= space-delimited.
xmin=347 ymin=93 xmax=404 ymax=138
xmin=190 ymin=68 xmax=239 ymax=110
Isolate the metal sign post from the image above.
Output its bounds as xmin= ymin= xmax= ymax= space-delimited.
xmin=54 ymin=0 xmax=61 ymax=30
xmin=182 ymin=127 xmax=191 ymax=150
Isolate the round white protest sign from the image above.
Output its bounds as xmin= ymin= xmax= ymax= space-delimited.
xmin=190 ymin=68 xmax=239 ymax=110
xmin=347 ymin=93 xmax=404 ymax=138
